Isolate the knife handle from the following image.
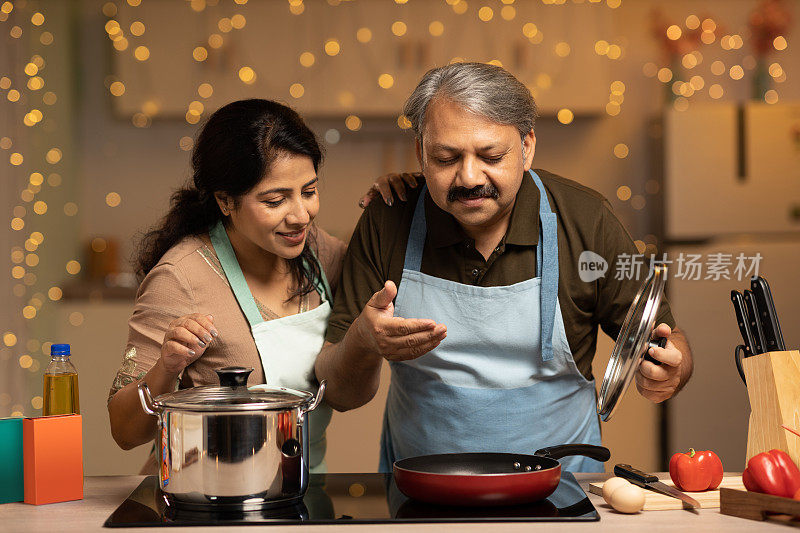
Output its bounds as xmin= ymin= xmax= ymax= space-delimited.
xmin=743 ymin=290 xmax=766 ymax=355
xmin=751 ymin=276 xmax=786 ymax=351
xmin=614 ymin=464 xmax=659 ymax=484
xmin=731 ymin=290 xmax=756 ymax=356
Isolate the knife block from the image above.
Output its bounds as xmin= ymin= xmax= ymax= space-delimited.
xmin=743 ymin=350 xmax=800 ymax=467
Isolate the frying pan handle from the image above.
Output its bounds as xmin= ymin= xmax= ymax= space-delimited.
xmin=535 ymin=444 xmax=611 ymax=463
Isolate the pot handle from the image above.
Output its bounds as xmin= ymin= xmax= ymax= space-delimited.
xmin=302 ymin=380 xmax=326 ymax=415
xmin=534 ymin=444 xmax=611 ymax=463
xmin=137 ymin=382 xmax=160 ymax=416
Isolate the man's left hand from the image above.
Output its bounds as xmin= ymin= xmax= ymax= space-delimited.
xmin=635 ymin=323 xmax=682 ymax=403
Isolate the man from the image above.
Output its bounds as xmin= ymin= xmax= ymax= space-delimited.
xmin=315 ymin=63 xmax=693 ymax=473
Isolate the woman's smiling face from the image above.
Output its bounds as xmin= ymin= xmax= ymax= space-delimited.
xmin=223 ymin=152 xmax=319 ymax=260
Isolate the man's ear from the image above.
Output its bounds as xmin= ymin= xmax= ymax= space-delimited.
xmin=214 ymin=192 xmax=233 ymax=216
xmin=522 ymin=129 xmax=536 ymax=171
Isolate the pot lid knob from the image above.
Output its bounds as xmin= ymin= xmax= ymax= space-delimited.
xmin=215 ymin=366 xmax=253 ymax=388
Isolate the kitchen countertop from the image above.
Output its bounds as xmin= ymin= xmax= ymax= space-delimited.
xmin=0 ymin=473 xmax=789 ymax=532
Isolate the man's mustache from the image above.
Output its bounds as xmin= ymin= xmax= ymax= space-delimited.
xmin=447 ymin=184 xmax=499 ymax=203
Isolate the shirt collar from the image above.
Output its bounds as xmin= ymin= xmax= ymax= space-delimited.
xmin=425 ymin=171 xmax=542 ymax=249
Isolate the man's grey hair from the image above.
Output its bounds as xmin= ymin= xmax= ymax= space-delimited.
xmin=403 ymin=62 xmax=537 ymax=142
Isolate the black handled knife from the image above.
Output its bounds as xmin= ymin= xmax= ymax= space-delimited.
xmin=743 ymin=290 xmax=767 ymax=355
xmin=614 ymin=464 xmax=700 ymax=509
xmin=751 ymin=276 xmax=786 ymax=352
xmin=731 ymin=290 xmax=756 ymax=356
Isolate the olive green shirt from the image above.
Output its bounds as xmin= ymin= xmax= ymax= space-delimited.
xmin=326 ymin=169 xmax=675 ymax=380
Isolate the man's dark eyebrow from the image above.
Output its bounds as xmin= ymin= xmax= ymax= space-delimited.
xmin=427 ymin=143 xmax=457 ymax=152
xmin=428 ymin=143 xmax=504 ymax=152
xmin=256 ymin=176 xmax=318 ymax=196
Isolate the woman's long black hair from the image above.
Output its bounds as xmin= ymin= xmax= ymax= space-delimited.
xmin=134 ymin=99 xmax=324 ymax=299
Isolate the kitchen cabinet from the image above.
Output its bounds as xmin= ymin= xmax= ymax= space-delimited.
xmin=663 ymin=103 xmax=800 ymax=239
xmin=112 ymin=0 xmax=612 ymax=118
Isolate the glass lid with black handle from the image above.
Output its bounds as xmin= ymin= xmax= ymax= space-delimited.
xmin=597 ymin=264 xmax=669 ymax=421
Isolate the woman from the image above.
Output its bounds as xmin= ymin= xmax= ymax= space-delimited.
xmin=107 ymin=99 xmax=415 ymax=473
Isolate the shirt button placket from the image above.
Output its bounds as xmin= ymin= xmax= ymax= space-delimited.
xmin=471 ymin=268 xmax=481 ymax=283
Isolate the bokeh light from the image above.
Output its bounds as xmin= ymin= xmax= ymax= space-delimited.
xmin=557 ymin=109 xmax=574 ymax=125
xmin=345 ymin=115 xmax=362 ymax=131
xmin=324 ymin=39 xmax=341 ymax=56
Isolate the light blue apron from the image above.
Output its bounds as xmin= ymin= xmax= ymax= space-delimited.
xmin=209 ymin=221 xmax=333 ymax=473
xmin=380 ymin=170 xmax=603 ymax=473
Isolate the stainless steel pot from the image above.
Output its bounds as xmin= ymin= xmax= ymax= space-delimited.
xmin=137 ymin=366 xmax=326 ymax=511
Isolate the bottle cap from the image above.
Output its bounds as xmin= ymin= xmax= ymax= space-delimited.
xmin=51 ymin=343 xmax=71 ymax=356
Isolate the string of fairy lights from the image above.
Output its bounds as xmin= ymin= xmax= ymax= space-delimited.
xmin=0 ymin=0 xmax=791 ymax=418
xmin=2 ymin=1 xmax=60 ymax=416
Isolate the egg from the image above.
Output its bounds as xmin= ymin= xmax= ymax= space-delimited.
xmin=608 ymin=483 xmax=646 ymax=514
xmin=602 ymin=476 xmax=631 ymax=503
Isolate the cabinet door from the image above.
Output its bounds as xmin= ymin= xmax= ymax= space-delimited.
xmin=664 ymin=103 xmax=800 ymax=239
xmin=112 ymin=0 xmax=611 ymax=118
xmin=745 ymin=103 xmax=800 ymax=233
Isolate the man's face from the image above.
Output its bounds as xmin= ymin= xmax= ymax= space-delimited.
xmin=417 ymin=98 xmax=536 ymax=233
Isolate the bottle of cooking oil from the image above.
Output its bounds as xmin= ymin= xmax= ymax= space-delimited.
xmin=43 ymin=343 xmax=80 ymax=416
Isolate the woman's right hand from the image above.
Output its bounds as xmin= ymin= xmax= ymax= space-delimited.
xmin=160 ymin=313 xmax=218 ymax=375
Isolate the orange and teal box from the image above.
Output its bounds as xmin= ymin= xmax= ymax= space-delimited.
xmin=23 ymin=414 xmax=84 ymax=505
xmin=0 ymin=417 xmax=24 ymax=503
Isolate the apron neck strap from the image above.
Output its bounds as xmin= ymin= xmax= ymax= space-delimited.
xmin=528 ymin=169 xmax=559 ymax=362
xmin=209 ymin=221 xmax=331 ymax=328
xmin=304 ymin=251 xmax=333 ymax=303
xmin=209 ymin=221 xmax=264 ymax=327
xmin=403 ymin=188 xmax=429 ymax=272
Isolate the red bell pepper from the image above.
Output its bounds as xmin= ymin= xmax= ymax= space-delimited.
xmin=743 ymin=449 xmax=800 ymax=498
xmin=669 ymin=448 xmax=724 ymax=491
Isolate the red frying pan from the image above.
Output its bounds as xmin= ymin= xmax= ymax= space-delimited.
xmin=393 ymin=444 xmax=610 ymax=506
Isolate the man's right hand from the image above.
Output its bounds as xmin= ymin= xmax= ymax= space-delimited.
xmin=353 ymin=281 xmax=446 ymax=361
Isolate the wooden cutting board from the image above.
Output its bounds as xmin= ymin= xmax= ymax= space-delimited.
xmin=588 ymin=476 xmax=746 ymax=510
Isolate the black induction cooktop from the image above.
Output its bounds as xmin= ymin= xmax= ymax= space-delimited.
xmin=104 ymin=472 xmax=598 ymax=527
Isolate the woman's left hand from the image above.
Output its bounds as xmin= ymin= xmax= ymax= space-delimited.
xmin=359 ymin=172 xmax=424 ymax=208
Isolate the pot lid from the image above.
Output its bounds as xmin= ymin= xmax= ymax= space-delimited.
xmin=154 ymin=367 xmax=315 ymax=412
xmin=597 ymin=265 xmax=668 ymax=422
